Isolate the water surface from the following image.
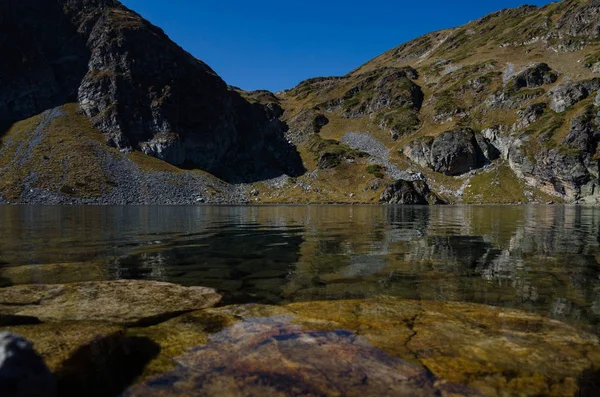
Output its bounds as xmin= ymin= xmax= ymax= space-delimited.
xmin=1 ymin=205 xmax=599 ymax=334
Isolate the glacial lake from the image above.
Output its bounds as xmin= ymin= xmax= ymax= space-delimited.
xmin=1 ymin=205 xmax=599 ymax=335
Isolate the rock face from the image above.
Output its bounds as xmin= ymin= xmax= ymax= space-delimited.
xmin=0 ymin=0 xmax=304 ymax=182
xmin=124 ymin=316 xmax=480 ymax=397
xmin=509 ymin=106 xmax=600 ymax=201
xmin=0 ymin=280 xmax=222 ymax=325
xmin=0 ymin=332 xmax=56 ymax=397
xmin=404 ymin=129 xmax=498 ymax=176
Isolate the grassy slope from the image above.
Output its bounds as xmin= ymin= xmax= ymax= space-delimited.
xmin=0 ymin=104 xmax=220 ymax=202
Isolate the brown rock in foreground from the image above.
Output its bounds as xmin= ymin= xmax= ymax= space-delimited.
xmin=124 ymin=316 xmax=481 ymax=397
xmin=0 ymin=280 xmax=221 ymax=325
xmin=130 ymin=299 xmax=600 ymax=397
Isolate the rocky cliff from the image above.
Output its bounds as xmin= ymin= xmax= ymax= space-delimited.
xmin=0 ymin=0 xmax=303 ymax=187
xmin=1 ymin=0 xmax=600 ymax=204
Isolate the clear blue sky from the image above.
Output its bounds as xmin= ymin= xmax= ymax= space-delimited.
xmin=120 ymin=0 xmax=555 ymax=92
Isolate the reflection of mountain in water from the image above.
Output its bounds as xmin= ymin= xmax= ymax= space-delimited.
xmin=0 ymin=205 xmax=599 ymax=332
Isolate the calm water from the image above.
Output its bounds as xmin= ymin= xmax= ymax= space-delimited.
xmin=1 ymin=205 xmax=599 ymax=333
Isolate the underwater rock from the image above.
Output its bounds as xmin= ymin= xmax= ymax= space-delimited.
xmin=124 ymin=316 xmax=480 ymax=397
xmin=126 ymin=299 xmax=600 ymax=397
xmin=0 ymin=280 xmax=221 ymax=325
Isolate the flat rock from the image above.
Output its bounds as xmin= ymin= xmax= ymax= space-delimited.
xmin=124 ymin=316 xmax=480 ymax=397
xmin=0 ymin=280 xmax=221 ymax=325
xmin=126 ymin=299 xmax=600 ymax=397
xmin=287 ymin=298 xmax=600 ymax=397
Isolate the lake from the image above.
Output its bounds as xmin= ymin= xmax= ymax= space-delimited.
xmin=1 ymin=205 xmax=599 ymax=335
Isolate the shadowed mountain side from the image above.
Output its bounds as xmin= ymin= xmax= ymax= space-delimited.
xmin=0 ymin=0 xmax=304 ymax=184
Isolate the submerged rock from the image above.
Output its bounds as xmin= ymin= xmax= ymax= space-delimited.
xmin=0 ymin=280 xmax=221 ymax=325
xmin=124 ymin=316 xmax=480 ymax=397
xmin=0 ymin=332 xmax=56 ymax=397
xmin=122 ymin=299 xmax=600 ymax=397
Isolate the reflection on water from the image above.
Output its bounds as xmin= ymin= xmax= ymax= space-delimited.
xmin=1 ymin=205 xmax=599 ymax=333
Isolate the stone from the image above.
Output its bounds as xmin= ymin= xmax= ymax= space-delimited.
xmin=404 ymin=129 xmax=499 ymax=176
xmin=124 ymin=316 xmax=481 ymax=397
xmin=514 ymin=103 xmax=547 ymax=130
xmin=509 ymin=63 xmax=557 ymax=90
xmin=564 ymin=110 xmax=599 ymax=153
xmin=432 ymin=129 xmax=491 ymax=175
xmin=286 ymin=298 xmax=600 ymax=397
xmin=0 ymin=280 xmax=221 ymax=325
xmin=0 ymin=332 xmax=56 ymax=397
xmin=549 ymin=82 xmax=589 ymax=113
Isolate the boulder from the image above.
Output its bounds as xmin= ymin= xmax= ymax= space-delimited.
xmin=380 ymin=180 xmax=442 ymax=205
xmin=0 ymin=332 xmax=56 ymax=397
xmin=564 ymin=110 xmax=599 ymax=153
xmin=430 ymin=129 xmax=493 ymax=175
xmin=509 ymin=63 xmax=557 ymax=90
xmin=404 ymin=128 xmax=498 ymax=176
xmin=0 ymin=280 xmax=221 ymax=326
xmin=549 ymin=82 xmax=589 ymax=113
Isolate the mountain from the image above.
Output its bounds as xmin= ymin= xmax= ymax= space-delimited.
xmin=277 ymin=0 xmax=600 ymax=205
xmin=0 ymin=0 xmax=303 ymax=203
xmin=1 ymin=0 xmax=600 ymax=204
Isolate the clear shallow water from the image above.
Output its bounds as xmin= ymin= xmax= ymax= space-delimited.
xmin=1 ymin=205 xmax=599 ymax=333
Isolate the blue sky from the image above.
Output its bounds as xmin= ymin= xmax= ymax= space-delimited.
xmin=120 ymin=0 xmax=555 ymax=92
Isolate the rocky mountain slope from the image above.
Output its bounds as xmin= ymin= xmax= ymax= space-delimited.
xmin=272 ymin=0 xmax=600 ymax=204
xmin=0 ymin=0 xmax=303 ymax=204
xmin=1 ymin=0 xmax=600 ymax=204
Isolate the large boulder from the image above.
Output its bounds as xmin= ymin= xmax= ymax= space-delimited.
xmin=0 ymin=332 xmax=56 ymax=397
xmin=404 ymin=128 xmax=498 ymax=176
xmin=380 ymin=180 xmax=442 ymax=205
xmin=509 ymin=63 xmax=557 ymax=90
xmin=0 ymin=280 xmax=221 ymax=325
